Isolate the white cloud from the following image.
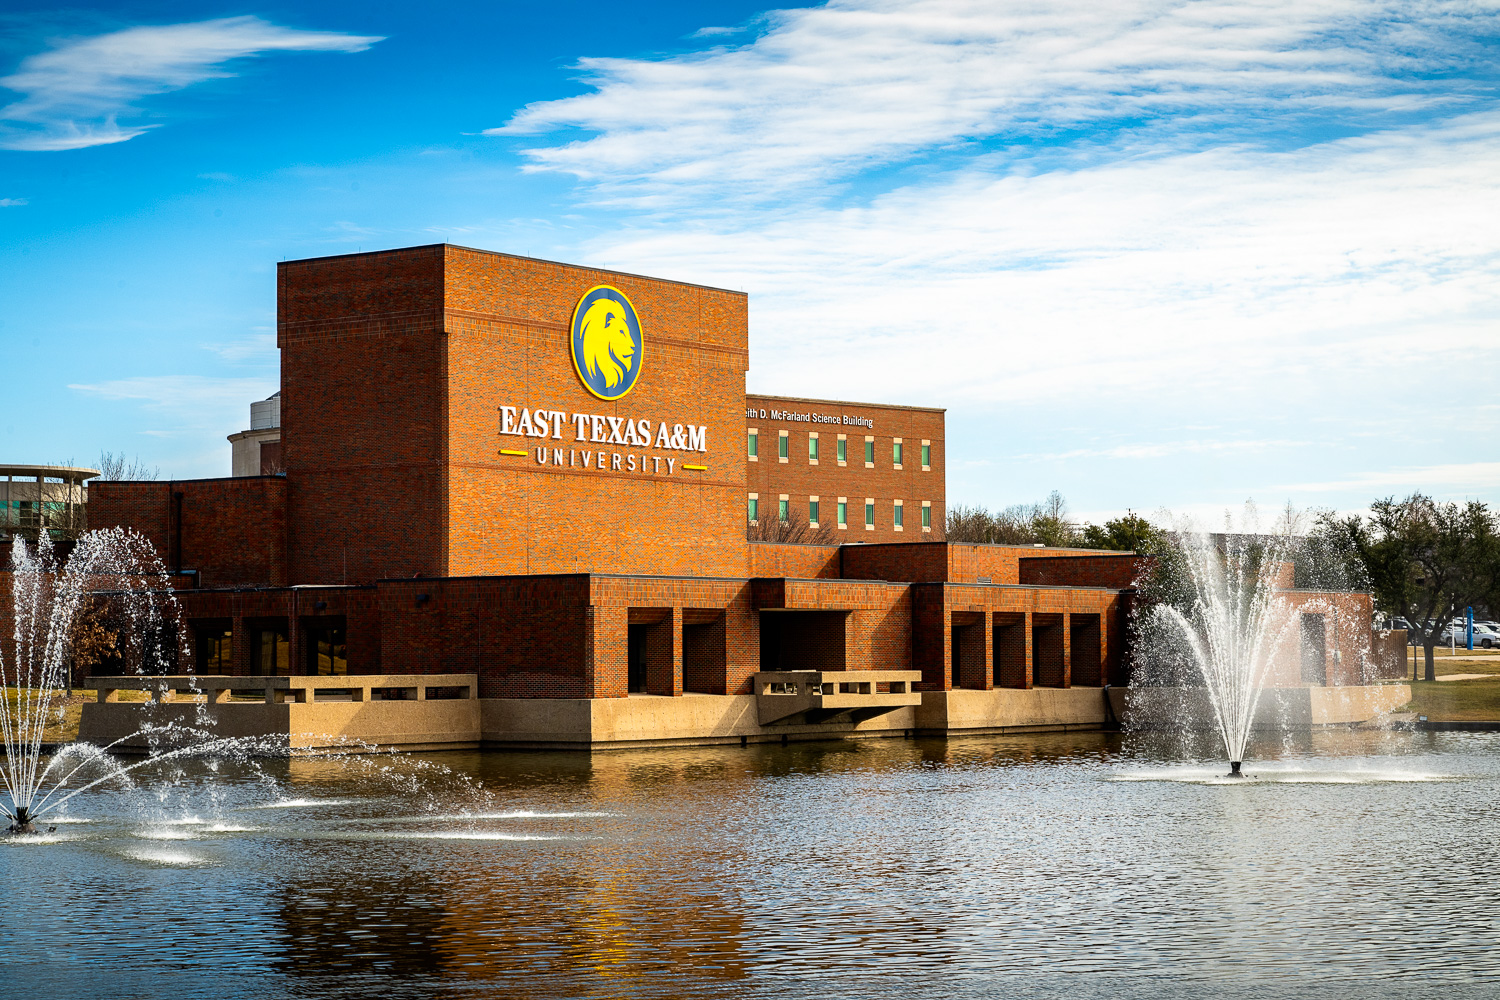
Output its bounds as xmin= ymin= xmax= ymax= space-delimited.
xmin=488 ymin=0 xmax=1500 ymax=511
xmin=489 ymin=0 xmax=1500 ymax=206
xmin=1028 ymin=439 xmax=1311 ymax=462
xmin=0 ymin=197 xmax=25 ymax=206
xmin=0 ymin=16 xmax=382 ymax=151
xmin=205 ymin=331 xmax=277 ymax=364
xmin=70 ymin=375 xmax=276 ymax=433
xmin=589 ymin=113 xmax=1500 ymax=411
xmin=1275 ymin=462 xmax=1500 ymax=495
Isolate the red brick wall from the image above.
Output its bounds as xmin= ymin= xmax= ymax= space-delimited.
xmin=443 ymin=245 xmax=750 ymax=579
xmin=748 ymin=541 xmax=842 ymax=579
xmin=88 ymin=478 xmax=288 ymax=589
xmin=278 ymin=246 xmax=448 ymax=585
xmin=841 ymin=542 xmax=950 ymax=583
xmin=376 ymin=575 xmax=593 ymax=697
xmin=1019 ymin=554 xmax=1144 ymax=589
xmin=745 ymin=394 xmax=944 ymax=545
xmin=278 ymin=244 xmax=751 ymax=585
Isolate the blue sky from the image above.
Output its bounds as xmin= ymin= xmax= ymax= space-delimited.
xmin=2 ymin=0 xmax=1498 ymax=526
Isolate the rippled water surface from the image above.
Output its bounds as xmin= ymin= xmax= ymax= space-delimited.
xmin=6 ymin=730 xmax=1500 ymax=999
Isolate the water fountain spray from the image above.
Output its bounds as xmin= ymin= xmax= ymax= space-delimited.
xmin=2 ymin=529 xmax=181 ymax=834
xmin=1137 ymin=516 xmax=1304 ymax=775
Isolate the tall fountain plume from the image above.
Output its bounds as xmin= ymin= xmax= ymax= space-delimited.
xmin=2 ymin=528 xmax=181 ymax=832
xmin=1132 ymin=514 xmax=1305 ymax=772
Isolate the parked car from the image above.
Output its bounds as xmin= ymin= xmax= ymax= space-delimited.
xmin=1437 ymin=622 xmax=1500 ymax=648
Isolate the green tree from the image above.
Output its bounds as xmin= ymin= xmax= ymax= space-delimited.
xmin=1318 ymin=494 xmax=1499 ymax=681
xmin=1080 ymin=511 xmax=1163 ymax=553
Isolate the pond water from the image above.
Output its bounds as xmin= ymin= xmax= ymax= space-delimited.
xmin=5 ymin=730 xmax=1500 ymax=999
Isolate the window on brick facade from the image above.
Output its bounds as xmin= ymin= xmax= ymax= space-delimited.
xmin=779 ymin=498 xmax=789 ymax=521
xmin=193 ymin=620 xmax=232 ymax=674
xmin=922 ymin=504 xmax=932 ymax=528
xmin=748 ymin=496 xmax=759 ymax=522
xmin=865 ymin=501 xmax=874 ymax=526
xmin=251 ymin=622 xmax=291 ymax=676
xmin=778 ymin=434 xmax=788 ymax=459
xmin=838 ymin=501 xmax=847 ymax=526
xmin=809 ymin=436 xmax=819 ymax=460
xmin=894 ymin=503 xmax=904 ymax=528
xmin=893 ymin=441 xmax=903 ymax=465
xmin=306 ymin=622 xmax=348 ymax=676
xmin=921 ymin=443 xmax=931 ymax=467
xmin=809 ymin=499 xmax=819 ymax=524
xmin=864 ymin=439 xmax=875 ymax=464
xmin=837 ymin=439 xmax=847 ymax=462
xmin=748 ymin=430 xmax=758 ymax=458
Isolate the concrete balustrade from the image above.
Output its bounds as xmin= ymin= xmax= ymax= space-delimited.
xmin=80 ymin=674 xmax=481 ymax=752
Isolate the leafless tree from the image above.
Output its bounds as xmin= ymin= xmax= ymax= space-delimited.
xmin=747 ymin=508 xmax=838 ymax=544
xmin=97 ymin=450 xmax=159 ymax=481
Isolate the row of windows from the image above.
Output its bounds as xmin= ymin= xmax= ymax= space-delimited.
xmin=747 ymin=495 xmax=933 ymax=531
xmin=747 ymin=430 xmax=932 ymax=469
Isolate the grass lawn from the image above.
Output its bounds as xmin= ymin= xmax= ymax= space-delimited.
xmin=2 ymin=687 xmax=148 ymax=744
xmin=1372 ymin=648 xmax=1500 ymax=721
xmin=1402 ymin=679 xmax=1500 ymax=722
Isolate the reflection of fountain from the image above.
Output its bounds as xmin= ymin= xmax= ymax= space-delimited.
xmin=1132 ymin=522 xmax=1303 ymax=775
xmin=2 ymin=529 xmax=181 ymax=834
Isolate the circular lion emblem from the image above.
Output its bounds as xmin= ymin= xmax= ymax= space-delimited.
xmin=569 ymin=285 xmax=644 ymax=401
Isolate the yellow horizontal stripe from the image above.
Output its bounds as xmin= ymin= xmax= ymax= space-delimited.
xmin=682 ymin=464 xmax=707 ymax=471
xmin=499 ymin=449 xmax=528 ymax=457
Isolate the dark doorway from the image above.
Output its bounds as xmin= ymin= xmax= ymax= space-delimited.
xmin=758 ymin=611 xmax=847 ymax=672
xmin=950 ymin=612 xmax=984 ymax=689
xmin=1301 ymin=614 xmax=1327 ymax=686
xmin=1070 ymin=614 xmax=1102 ymax=687
xmin=627 ymin=623 xmax=648 ymax=693
xmin=1033 ymin=614 xmax=1065 ymax=687
xmin=250 ymin=619 xmax=292 ymax=676
xmin=193 ymin=619 xmax=233 ymax=674
xmin=994 ymin=614 xmax=1027 ymax=688
xmin=305 ymin=619 xmax=348 ymax=676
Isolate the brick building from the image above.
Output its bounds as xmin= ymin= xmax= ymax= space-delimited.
xmin=85 ymin=244 xmax=1394 ymax=747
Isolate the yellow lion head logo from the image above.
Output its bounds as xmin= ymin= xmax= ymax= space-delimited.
xmin=578 ymin=298 xmax=636 ymax=390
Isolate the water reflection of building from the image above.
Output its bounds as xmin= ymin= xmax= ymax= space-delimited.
xmin=86 ymin=244 xmax=1404 ymax=747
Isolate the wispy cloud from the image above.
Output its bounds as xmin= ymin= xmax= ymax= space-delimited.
xmin=69 ymin=375 xmax=276 ymax=432
xmin=0 ymin=16 xmax=382 ymax=151
xmin=204 ymin=330 xmax=276 ymax=364
xmin=1026 ymin=439 xmax=1310 ymax=462
xmin=1275 ymin=462 xmax=1500 ymax=495
xmin=487 ymin=0 xmax=1500 ymax=510
xmin=488 ymin=0 xmax=1500 ymax=207
xmin=0 ymin=197 xmax=25 ymax=206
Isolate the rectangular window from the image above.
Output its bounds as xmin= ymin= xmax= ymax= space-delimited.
xmin=809 ymin=436 xmax=819 ymax=460
xmin=779 ymin=498 xmax=789 ymax=521
xmin=921 ymin=442 xmax=931 ymax=467
xmin=748 ymin=496 xmax=759 ymax=522
xmin=922 ymin=504 xmax=932 ymax=528
xmin=865 ymin=501 xmax=875 ymax=527
xmin=778 ymin=433 xmax=788 ymax=459
xmin=837 ymin=438 xmax=847 ymax=462
xmin=838 ymin=501 xmax=848 ymax=527
xmin=893 ymin=441 xmax=903 ymax=466
xmin=864 ymin=439 xmax=875 ymax=464
xmin=306 ymin=623 xmax=348 ymax=676
xmin=748 ymin=430 xmax=758 ymax=458
xmin=894 ymin=503 xmax=904 ymax=528
xmin=193 ymin=620 xmax=233 ymax=674
xmin=252 ymin=623 xmax=291 ymax=677
xmin=809 ymin=499 xmax=820 ymax=524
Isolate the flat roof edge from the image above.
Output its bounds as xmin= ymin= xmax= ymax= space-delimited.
xmin=277 ymin=243 xmax=748 ymax=297
xmin=746 ymin=392 xmax=945 ymax=414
